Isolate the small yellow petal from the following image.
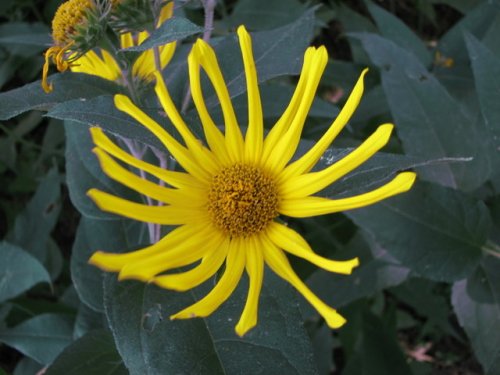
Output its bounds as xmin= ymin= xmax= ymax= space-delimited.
xmin=280 ymin=172 xmax=417 ymax=217
xmin=89 ymin=223 xmax=206 ymax=272
xmin=237 ymin=26 xmax=263 ymax=164
xmin=119 ymin=226 xmax=223 ymax=281
xmin=153 ymin=237 xmax=230 ymax=291
xmin=89 ymin=127 xmax=203 ymax=190
xmin=235 ymin=236 xmax=264 ymax=336
xmin=171 ymin=238 xmax=246 ymax=319
xmin=87 ymin=188 xmax=206 ymax=225
xmin=280 ymin=123 xmax=394 ymax=198
xmin=267 ymin=222 xmax=359 ymax=274
xmin=114 ymin=94 xmax=212 ymax=182
xmin=262 ymin=236 xmax=346 ymax=329
xmin=280 ymin=68 xmax=369 ymax=181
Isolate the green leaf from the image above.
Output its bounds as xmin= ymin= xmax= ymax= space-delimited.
xmin=0 ymin=242 xmax=51 ymax=304
xmin=358 ymin=311 xmax=412 ymax=375
xmin=365 ymin=0 xmax=432 ymax=66
xmin=452 ymin=255 xmax=500 ymax=375
xmin=354 ymin=32 xmax=491 ymax=190
xmin=48 ymin=96 xmax=165 ymax=150
xmin=306 ymin=234 xmax=410 ymax=311
xmin=104 ymin=272 xmax=318 ymax=374
xmin=346 ymin=181 xmax=490 ymax=282
xmin=122 ymin=17 xmax=203 ymax=52
xmin=64 ymin=121 xmax=142 ymax=219
xmin=13 ymin=358 xmax=43 ymax=375
xmin=226 ymin=0 xmax=308 ymax=30
xmin=465 ymin=33 xmax=500 ymax=151
xmin=0 ymin=22 xmax=50 ymax=55
xmin=71 ymin=216 xmax=145 ymax=312
xmin=0 ymin=313 xmax=74 ymax=365
xmin=0 ymin=73 xmax=122 ymax=121
xmin=9 ymin=167 xmax=60 ymax=262
xmin=46 ymin=330 xmax=127 ymax=375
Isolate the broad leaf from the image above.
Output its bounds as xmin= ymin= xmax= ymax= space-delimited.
xmin=346 ymin=181 xmax=490 ymax=282
xmin=452 ymin=255 xmax=500 ymax=375
xmin=46 ymin=330 xmax=127 ymax=375
xmin=104 ymin=271 xmax=318 ymax=375
xmin=0 ymin=73 xmax=122 ymax=120
xmin=365 ymin=1 xmax=432 ymax=66
xmin=465 ymin=33 xmax=500 ymax=153
xmin=354 ymin=32 xmax=491 ymax=190
xmin=71 ymin=216 xmax=145 ymax=312
xmin=0 ymin=242 xmax=50 ymax=304
xmin=0 ymin=313 xmax=74 ymax=365
xmin=9 ymin=167 xmax=61 ymax=262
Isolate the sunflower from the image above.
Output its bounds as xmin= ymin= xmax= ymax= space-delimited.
xmin=42 ymin=0 xmax=175 ymax=92
xmin=70 ymin=2 xmax=176 ymax=83
xmin=88 ymin=26 xmax=416 ymax=336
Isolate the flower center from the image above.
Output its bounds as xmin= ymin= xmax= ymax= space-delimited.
xmin=51 ymin=0 xmax=93 ymax=46
xmin=208 ymin=164 xmax=279 ymax=237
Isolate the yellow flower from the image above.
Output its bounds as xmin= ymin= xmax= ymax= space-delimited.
xmin=42 ymin=0 xmax=94 ymax=93
xmin=87 ymin=26 xmax=416 ymax=336
xmin=70 ymin=2 xmax=176 ymax=83
xmin=42 ymin=0 xmax=176 ymax=92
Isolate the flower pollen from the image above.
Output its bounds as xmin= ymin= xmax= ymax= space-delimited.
xmin=51 ymin=0 xmax=93 ymax=46
xmin=208 ymin=164 xmax=279 ymax=237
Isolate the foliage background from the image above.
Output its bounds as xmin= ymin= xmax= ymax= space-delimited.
xmin=0 ymin=0 xmax=499 ymax=374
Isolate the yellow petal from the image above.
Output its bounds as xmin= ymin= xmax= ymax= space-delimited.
xmin=264 ymin=47 xmax=328 ymax=173
xmin=171 ymin=237 xmax=246 ymax=319
xmin=120 ymin=33 xmax=134 ymax=49
xmin=87 ymin=188 xmax=206 ymax=225
xmin=114 ymin=94 xmax=212 ymax=182
xmin=262 ymin=235 xmax=346 ymax=329
xmin=237 ymin=26 xmax=263 ymax=164
xmin=89 ymin=223 xmax=206 ymax=272
xmin=266 ymin=222 xmax=358 ymax=274
xmin=235 ymin=236 xmax=264 ymax=337
xmin=71 ymin=50 xmax=121 ymax=81
xmin=191 ymin=40 xmax=244 ymax=162
xmin=153 ymin=71 xmax=219 ymax=173
xmin=261 ymin=47 xmax=315 ymax=162
xmin=92 ymin=147 xmax=206 ymax=207
xmin=89 ymin=127 xmax=203 ymax=189
xmin=281 ymin=124 xmax=394 ymax=198
xmin=187 ymin=49 xmax=230 ymax=163
xmin=280 ymin=172 xmax=417 ymax=217
xmin=119 ymin=226 xmax=223 ymax=281
xmin=153 ymin=237 xmax=230 ymax=291
xmin=280 ymin=69 xmax=369 ymax=181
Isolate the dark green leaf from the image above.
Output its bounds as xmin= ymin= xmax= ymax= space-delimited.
xmin=9 ymin=167 xmax=61 ymax=262
xmin=465 ymin=33 xmax=500 ymax=152
xmin=354 ymin=32 xmax=491 ymax=190
xmin=104 ymin=271 xmax=317 ymax=375
xmin=71 ymin=216 xmax=145 ymax=312
xmin=0 ymin=313 xmax=74 ymax=365
xmin=64 ymin=121 xmax=144 ymax=219
xmin=46 ymin=330 xmax=127 ymax=375
xmin=0 ymin=242 xmax=50 ymax=304
xmin=0 ymin=22 xmax=50 ymax=55
xmin=359 ymin=311 xmax=412 ymax=375
xmin=122 ymin=17 xmax=203 ymax=52
xmin=13 ymin=358 xmax=43 ymax=375
xmin=452 ymin=255 xmax=500 ymax=375
xmin=0 ymin=73 xmax=122 ymax=121
xmin=306 ymin=234 xmax=410 ymax=311
xmin=347 ymin=181 xmax=490 ymax=282
xmin=365 ymin=1 xmax=432 ymax=66
xmin=226 ymin=0 xmax=308 ymax=30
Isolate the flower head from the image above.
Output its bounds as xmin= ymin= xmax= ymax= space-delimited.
xmin=70 ymin=1 xmax=175 ymax=84
xmin=42 ymin=0 xmax=97 ymax=92
xmin=88 ymin=26 xmax=416 ymax=336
